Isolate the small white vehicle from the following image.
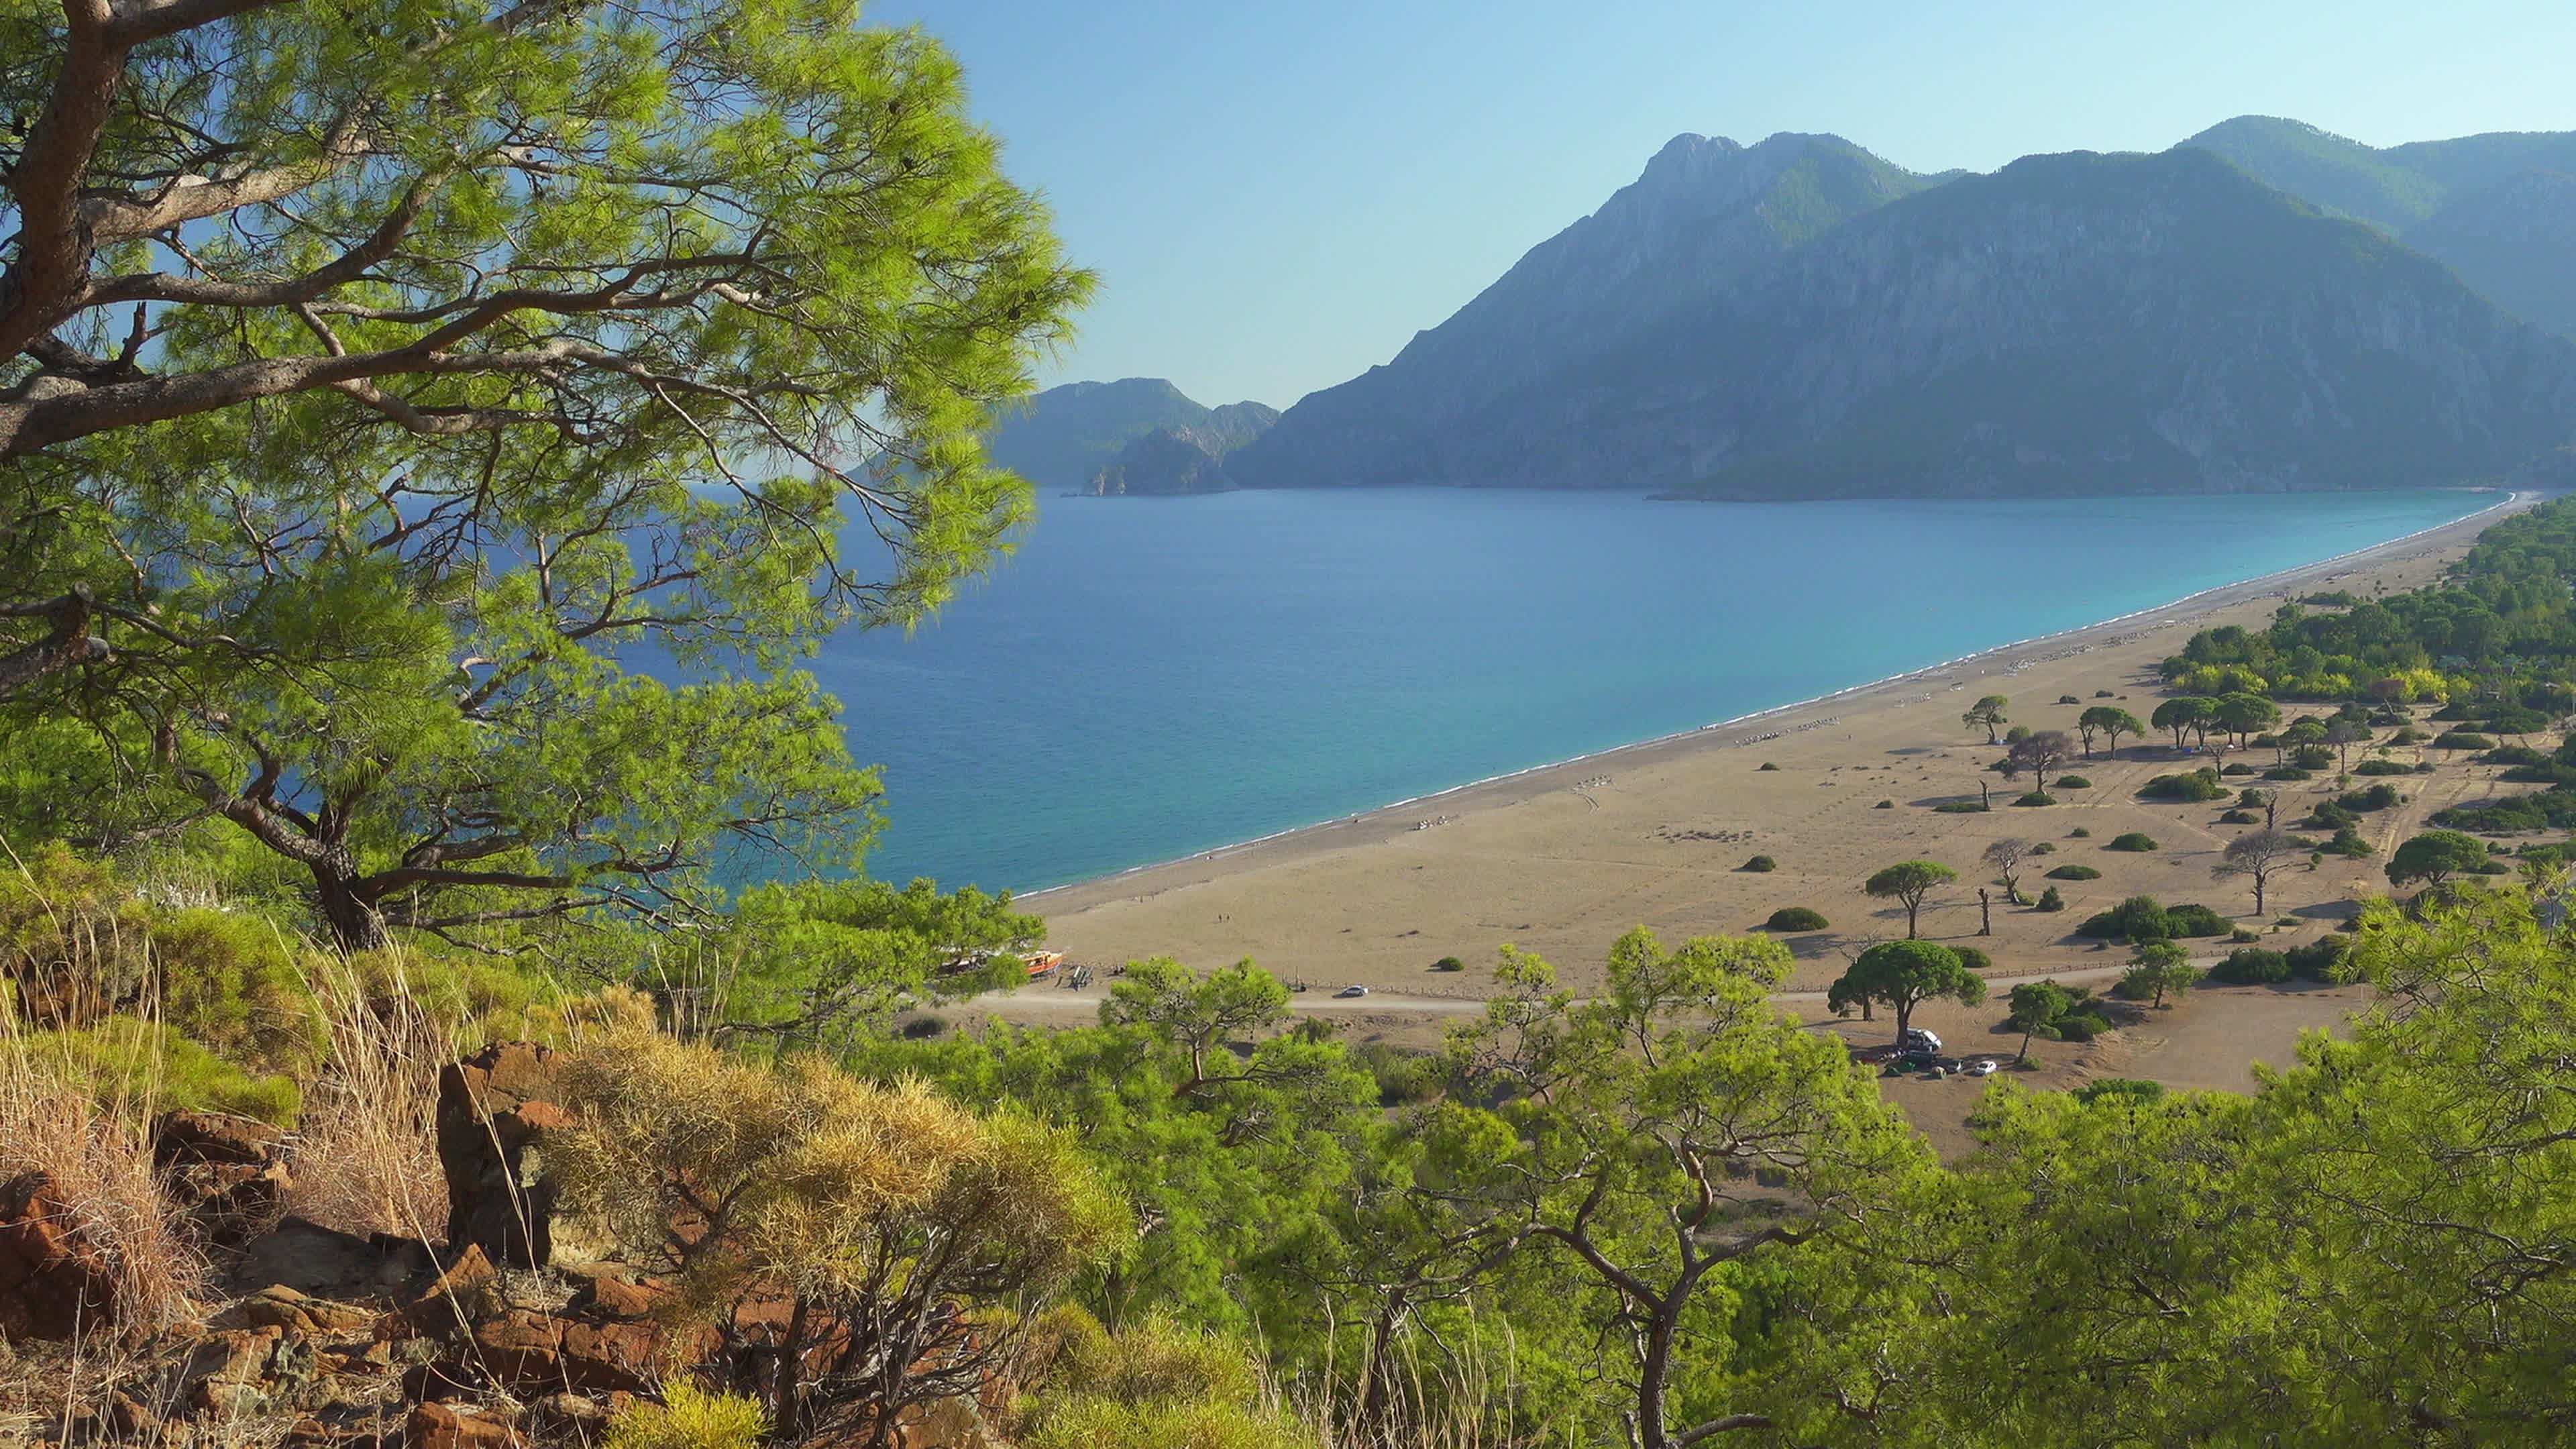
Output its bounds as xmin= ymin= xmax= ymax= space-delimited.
xmin=1967 ymin=1059 xmax=1998 ymax=1077
xmin=1898 ymin=1027 xmax=1943 ymax=1053
xmin=1335 ymin=985 xmax=1369 ymax=999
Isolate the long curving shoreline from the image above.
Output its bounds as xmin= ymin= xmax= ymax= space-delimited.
xmin=1020 ymin=488 xmax=2540 ymax=1003
xmin=1024 ymin=488 xmax=2526 ymax=908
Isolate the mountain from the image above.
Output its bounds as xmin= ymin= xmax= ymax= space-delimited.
xmin=2183 ymin=117 xmax=2576 ymax=341
xmin=984 ymin=379 xmax=1275 ymax=492
xmin=1228 ymin=132 xmax=1942 ymax=490
xmin=1082 ymin=427 xmax=1239 ymax=495
xmin=2406 ymin=170 xmax=2576 ymax=341
xmin=1236 ymin=143 xmax=2576 ymax=499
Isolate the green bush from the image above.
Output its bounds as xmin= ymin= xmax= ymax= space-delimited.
xmin=2070 ymin=827 xmax=2092 ymax=839
xmin=1758 ymin=762 xmax=1780 ymax=771
xmin=2056 ymin=1012 xmax=2112 ymax=1042
xmin=2076 ymin=895 xmax=2230 ymax=943
xmin=605 ymin=1384 xmax=769 ymax=1449
xmin=2139 ymin=769 xmax=2229 ymax=802
xmin=2479 ymin=745 xmax=2551 ymax=768
xmin=2262 ymin=766 xmax=2314 ymax=782
xmin=1740 ymin=855 xmax=1777 ymax=873
xmin=2285 ymin=935 xmax=2353 ymax=981
xmin=2058 ymin=695 xmax=2082 ymax=705
xmin=1934 ymin=800 xmax=1991 ymax=813
xmin=1764 ymin=907 xmax=1829 ymax=932
xmin=2220 ymin=763 xmax=2256 ymax=776
xmin=2218 ymin=809 xmax=2259 ymax=824
xmin=2047 ymin=864 xmax=2102 ymax=880
xmin=25 ymin=1016 xmax=301 ymax=1125
xmin=2106 ymin=833 xmax=2159 ymax=852
xmin=2229 ymin=927 xmax=2259 ymax=943
xmin=2035 ymin=886 xmax=2066 ymax=912
xmin=1874 ymin=799 xmax=1894 ymax=808
xmin=2334 ymin=783 xmax=2402 ymax=812
xmin=2434 ymin=731 xmax=2496 ymax=751
xmin=2353 ymin=758 xmax=2414 ymax=775
xmin=2012 ymin=792 xmax=2055 ymax=807
xmin=1431 ymin=955 xmax=1466 ymax=972
xmin=2389 ymin=726 xmax=2430 ymax=745
xmin=2075 ymin=1078 xmax=2166 ymax=1106
xmin=2053 ymin=775 xmax=2092 ymax=790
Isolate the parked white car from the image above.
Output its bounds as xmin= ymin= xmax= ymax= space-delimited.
xmin=1967 ymin=1059 xmax=1999 ymax=1077
xmin=1335 ymin=985 xmax=1369 ymax=998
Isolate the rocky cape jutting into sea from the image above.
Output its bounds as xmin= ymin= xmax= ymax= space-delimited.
xmin=1214 ymin=127 xmax=2576 ymax=498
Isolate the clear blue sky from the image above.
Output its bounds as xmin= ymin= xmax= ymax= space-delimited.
xmin=877 ymin=1 xmax=2576 ymax=411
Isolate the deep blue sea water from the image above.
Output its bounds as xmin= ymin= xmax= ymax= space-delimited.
xmin=822 ymin=489 xmax=2487 ymax=894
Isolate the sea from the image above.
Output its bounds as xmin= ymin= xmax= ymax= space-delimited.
xmin=819 ymin=488 xmax=2489 ymax=896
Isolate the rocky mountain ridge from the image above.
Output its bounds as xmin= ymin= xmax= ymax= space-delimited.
xmin=1225 ymin=133 xmax=2576 ymax=498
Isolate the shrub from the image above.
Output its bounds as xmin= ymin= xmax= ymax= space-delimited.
xmin=1874 ymin=799 xmax=1894 ymax=808
xmin=2096 ymin=690 xmax=2116 ymax=698
xmin=2286 ymin=934 xmax=2353 ymax=980
xmin=2059 ymin=694 xmax=2082 ymax=705
xmin=2306 ymin=801 xmax=2359 ymax=830
xmin=2389 ymin=726 xmax=2430 ymax=745
xmin=2262 ymin=766 xmax=2314 ymax=782
xmin=2220 ymin=763 xmax=2256 ymax=776
xmin=2139 ymin=769 xmax=2229 ymax=802
xmin=1934 ymin=800 xmax=1991 ymax=813
xmin=2334 ymin=783 xmax=2402 ymax=812
xmin=2434 ymin=731 xmax=2496 ymax=751
xmin=2166 ymin=903 xmax=2233 ymax=937
xmin=2070 ymin=827 xmax=2092 ymax=839
xmin=605 ymin=1384 xmax=771 ymax=1449
xmin=2291 ymin=744 xmax=2337 ymax=769
xmin=2053 ymin=775 xmax=2092 ymax=790
xmin=2030 ymin=842 xmax=2056 ymax=855
xmin=2230 ymin=928 xmax=2261 ymax=944
xmin=2012 ymin=792 xmax=2055 ymax=807
xmin=1741 ymin=855 xmax=1777 ymax=872
xmin=1758 ymin=762 xmax=1780 ymax=771
xmin=24 ymin=1016 xmax=302 ymax=1125
xmin=2035 ymin=886 xmax=2066 ymax=912
xmin=2479 ymin=745 xmax=2551 ymax=767
xmin=2075 ymin=1078 xmax=2165 ymax=1106
xmin=899 ymin=1015 xmax=947 ymax=1040
xmin=1765 ymin=907 xmax=1829 ymax=932
xmin=2047 ymin=864 xmax=2102 ymax=880
xmin=2353 ymin=758 xmax=2413 ymax=775
xmin=2078 ymin=895 xmax=2174 ymax=941
xmin=1431 ymin=955 xmax=1466 ymax=972
xmin=2106 ymin=833 xmax=2159 ymax=852
xmin=2055 ymin=1012 xmax=2111 ymax=1042
xmin=2218 ymin=809 xmax=2259 ymax=824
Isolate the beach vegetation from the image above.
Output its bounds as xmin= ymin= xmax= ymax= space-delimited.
xmin=1741 ymin=855 xmax=1778 ymax=872
xmin=2218 ymin=808 xmax=2261 ymax=824
xmin=2106 ymin=833 xmax=2160 ymax=852
xmin=2003 ymin=729 xmax=2077 ymax=793
xmin=2078 ymin=895 xmax=2229 ymax=943
xmin=1759 ymin=761 xmax=1782 ymax=771
xmin=2209 ymin=947 xmax=2293 ymax=984
xmin=1933 ymin=800 xmax=1991 ymax=813
xmin=2059 ymin=694 xmax=2083 ymax=705
xmin=2046 ymin=864 xmax=2102 ymax=880
xmin=2138 ymin=768 xmax=2229 ymax=802
xmin=1962 ymin=694 xmax=2011 ymax=744
xmin=2036 ymin=885 xmax=2067 ymax=911
xmin=2030 ymin=842 xmax=2056 ymax=854
xmin=2117 ymin=941 xmax=2198 ymax=1007
xmin=2005 ymin=980 xmax=2076 ymax=1061
xmin=2337 ymin=783 xmax=2405 ymax=812
xmin=1876 ymin=799 xmax=1896 ymax=808
xmin=2217 ymin=830 xmax=2302 ymax=915
xmin=1982 ymin=839 xmax=2033 ymax=904
xmin=2012 ymin=792 xmax=2055 ymax=807
xmin=1432 ymin=956 xmax=1467 ymax=972
xmin=2221 ymin=763 xmax=2258 ymax=775
xmin=2434 ymin=731 xmax=2497 ymax=750
xmin=1863 ymin=860 xmax=1960 ymax=938
xmin=2070 ymin=826 xmax=2092 ymax=837
xmin=2353 ymin=757 xmax=2415 ymax=775
xmin=2263 ymin=765 xmax=2316 ymax=782
xmin=1831 ymin=940 xmax=1988 ymax=1040
xmin=2053 ymin=775 xmax=2092 ymax=790
xmin=2385 ymin=830 xmax=2493 ymax=888
xmin=1764 ymin=908 xmax=1830 ymax=932
xmin=2152 ymin=696 xmax=2219 ymax=749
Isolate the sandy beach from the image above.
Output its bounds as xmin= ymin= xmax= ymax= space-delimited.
xmin=987 ymin=488 xmax=2546 ymax=1107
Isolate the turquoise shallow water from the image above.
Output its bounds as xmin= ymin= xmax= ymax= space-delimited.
xmin=822 ymin=489 xmax=2487 ymax=894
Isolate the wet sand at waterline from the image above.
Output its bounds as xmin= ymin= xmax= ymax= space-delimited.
xmin=980 ymin=490 xmax=2538 ymax=1094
